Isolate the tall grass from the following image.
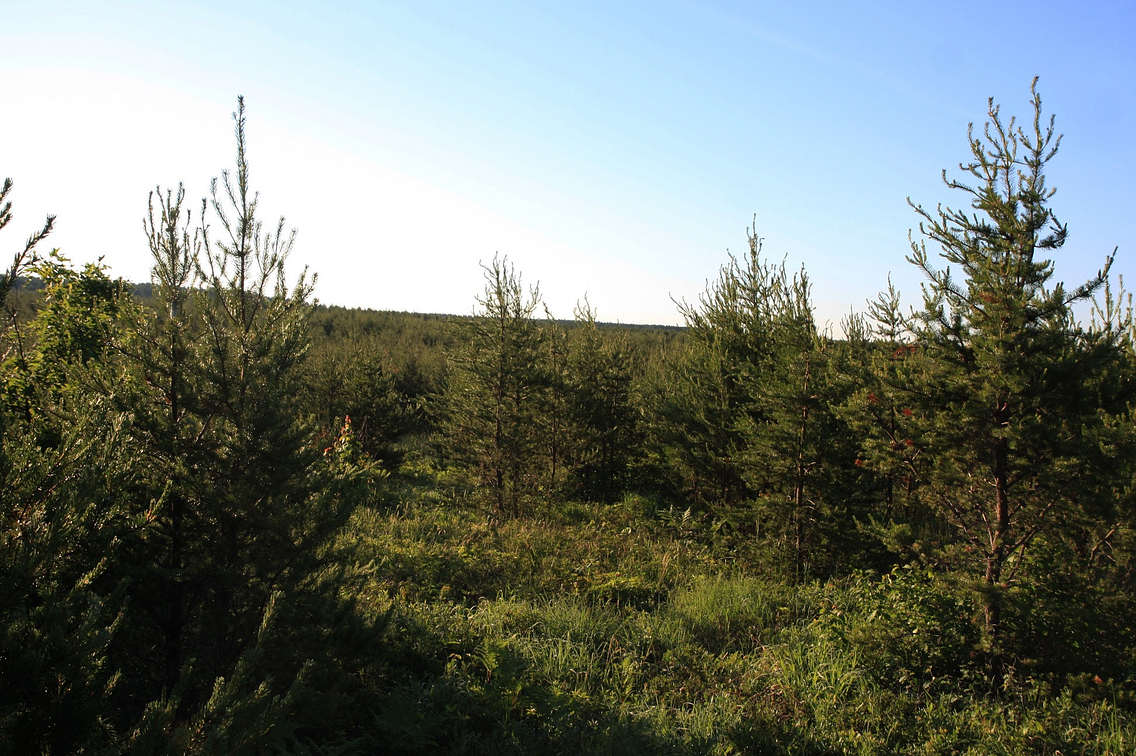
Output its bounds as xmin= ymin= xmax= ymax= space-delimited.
xmin=345 ymin=491 xmax=1135 ymax=755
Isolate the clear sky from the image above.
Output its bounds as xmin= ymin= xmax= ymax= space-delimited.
xmin=3 ymin=1 xmax=1133 ymax=326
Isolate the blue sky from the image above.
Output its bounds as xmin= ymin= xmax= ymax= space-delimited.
xmin=3 ymin=1 xmax=1133 ymax=325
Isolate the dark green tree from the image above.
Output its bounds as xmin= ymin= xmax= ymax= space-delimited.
xmin=0 ymin=177 xmax=53 ymax=309
xmin=444 ymin=255 xmax=548 ymax=516
xmin=302 ymin=335 xmax=410 ymax=470
xmin=862 ymin=80 xmax=1123 ymax=652
xmin=731 ymin=244 xmax=854 ymax=578
xmin=111 ymin=99 xmax=361 ymax=732
xmin=646 ymin=253 xmax=756 ymax=512
xmin=541 ymin=308 xmax=570 ymax=500
xmin=652 ymin=231 xmax=861 ymax=574
xmin=0 ymin=179 xmax=130 ymax=754
xmin=0 ymin=399 xmax=133 ymax=755
xmin=565 ymin=301 xmax=639 ymax=503
xmin=842 ymin=281 xmax=929 ymax=528
xmin=112 ymin=182 xmax=207 ymax=700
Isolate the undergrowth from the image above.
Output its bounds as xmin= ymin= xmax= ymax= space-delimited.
xmin=334 ymin=472 xmax=1136 ymax=755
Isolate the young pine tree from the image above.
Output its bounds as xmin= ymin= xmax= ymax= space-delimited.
xmin=565 ymin=301 xmax=639 ymax=503
xmin=647 ymin=246 xmax=759 ymax=512
xmin=444 ymin=256 xmax=549 ymax=516
xmin=866 ymin=80 xmax=1122 ymax=654
xmin=730 ymin=242 xmax=848 ymax=578
xmin=654 ymin=232 xmax=860 ymax=574
xmin=113 ymin=100 xmax=359 ymax=728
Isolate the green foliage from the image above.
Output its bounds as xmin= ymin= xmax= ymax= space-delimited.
xmin=2 ymin=251 xmax=125 ymax=421
xmin=0 ymin=176 xmax=54 ymax=311
xmin=349 ymin=488 xmax=1135 ymax=754
xmin=0 ymin=176 xmax=128 ymax=754
xmin=564 ymin=301 xmax=641 ymax=503
xmin=120 ymin=595 xmax=311 ymax=756
xmin=666 ymin=575 xmax=809 ymax=654
xmin=99 ymin=100 xmax=372 ymax=745
xmin=820 ymin=568 xmax=983 ymax=693
xmin=303 ymin=337 xmax=411 ymax=469
xmin=840 ymin=280 xmax=933 ymax=532
xmin=0 ymin=399 xmax=132 ymax=755
xmin=644 ymin=289 xmax=751 ymax=512
xmin=2 ymin=84 xmax=1133 ymax=755
xmin=1002 ymin=538 xmax=1136 ymax=682
xmin=29 ymin=252 xmax=123 ymax=369
xmin=647 ymin=230 xmax=867 ymax=576
xmin=443 ymin=255 xmax=551 ymax=516
xmin=850 ymin=81 xmax=1129 ymax=657
xmin=344 ymin=494 xmax=704 ymax=607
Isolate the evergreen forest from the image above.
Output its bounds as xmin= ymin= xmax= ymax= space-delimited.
xmin=2 ymin=86 xmax=1135 ymax=755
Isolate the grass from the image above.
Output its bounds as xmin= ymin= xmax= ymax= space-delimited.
xmin=337 ymin=471 xmax=1136 ymax=755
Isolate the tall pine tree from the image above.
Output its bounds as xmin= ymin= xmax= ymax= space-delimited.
xmin=112 ymin=99 xmax=357 ymax=724
xmin=864 ymin=80 xmax=1122 ymax=655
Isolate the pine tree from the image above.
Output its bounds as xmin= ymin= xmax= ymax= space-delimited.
xmin=565 ymin=301 xmax=639 ymax=503
xmin=871 ymin=80 xmax=1120 ymax=653
xmin=0 ymin=178 xmax=129 ymax=754
xmin=0 ymin=177 xmax=53 ymax=309
xmin=541 ymin=307 xmax=570 ymax=500
xmin=113 ymin=99 xmax=357 ymax=719
xmin=444 ymin=255 xmax=548 ymax=516
xmin=113 ymin=182 xmax=208 ymax=698
xmin=843 ymin=281 xmax=928 ymax=526
xmin=301 ymin=336 xmax=409 ymax=470
xmin=652 ymin=231 xmax=863 ymax=572
xmin=647 ymin=246 xmax=759 ymax=512
xmin=732 ymin=243 xmax=832 ymax=577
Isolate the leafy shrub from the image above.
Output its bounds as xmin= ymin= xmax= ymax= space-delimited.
xmin=821 ymin=568 xmax=983 ymax=693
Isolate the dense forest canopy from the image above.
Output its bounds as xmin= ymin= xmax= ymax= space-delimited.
xmin=1 ymin=85 xmax=1133 ymax=754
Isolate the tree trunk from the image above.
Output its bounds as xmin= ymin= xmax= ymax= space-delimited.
xmin=984 ymin=429 xmax=1011 ymax=675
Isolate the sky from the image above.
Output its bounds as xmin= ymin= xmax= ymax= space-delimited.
xmin=2 ymin=0 xmax=1134 ymax=326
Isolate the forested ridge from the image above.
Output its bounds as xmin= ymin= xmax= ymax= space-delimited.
xmin=2 ymin=87 xmax=1134 ymax=754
